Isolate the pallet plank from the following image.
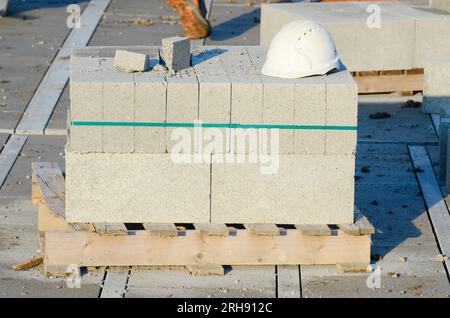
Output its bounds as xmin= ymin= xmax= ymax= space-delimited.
xmin=15 ymin=0 xmax=110 ymax=134
xmin=353 ymin=72 xmax=423 ymax=94
xmin=408 ymin=145 xmax=450 ymax=275
xmin=100 ymin=270 xmax=129 ymax=298
xmin=0 ymin=135 xmax=27 ymax=189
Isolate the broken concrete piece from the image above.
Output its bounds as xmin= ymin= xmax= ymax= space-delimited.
xmin=161 ymin=36 xmax=191 ymax=72
xmin=114 ymin=49 xmax=149 ymax=72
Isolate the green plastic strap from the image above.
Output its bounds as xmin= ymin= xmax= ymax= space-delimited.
xmin=71 ymin=121 xmax=357 ymax=131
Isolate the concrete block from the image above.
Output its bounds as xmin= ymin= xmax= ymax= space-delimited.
xmin=430 ymin=0 xmax=450 ymax=12
xmin=293 ymin=76 xmax=326 ymax=155
xmin=65 ymin=152 xmax=210 ymax=223
xmin=69 ymin=68 xmax=102 ymax=152
xmin=102 ymin=58 xmax=135 ymax=153
xmin=222 ymin=46 xmax=263 ymax=125
xmin=114 ymin=49 xmax=149 ymax=73
xmin=247 ymin=46 xmax=294 ymax=154
xmin=192 ymin=47 xmax=231 ymax=124
xmin=423 ymin=58 xmax=450 ymax=113
xmin=211 ymin=154 xmax=355 ymax=224
xmin=166 ymin=70 xmax=198 ymax=153
xmin=324 ymin=68 xmax=358 ymax=155
xmin=161 ymin=36 xmax=191 ymax=72
xmin=134 ymin=71 xmax=166 ymax=153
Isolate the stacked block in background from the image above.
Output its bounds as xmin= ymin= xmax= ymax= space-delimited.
xmin=422 ymin=58 xmax=450 ymax=114
xmin=260 ymin=2 xmax=450 ymax=72
xmin=66 ymin=46 xmax=357 ymax=224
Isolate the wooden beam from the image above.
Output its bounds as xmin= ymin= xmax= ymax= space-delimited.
xmin=353 ymin=72 xmax=423 ymax=94
xmin=409 ymin=145 xmax=450 ymax=276
xmin=43 ymin=230 xmax=371 ymax=272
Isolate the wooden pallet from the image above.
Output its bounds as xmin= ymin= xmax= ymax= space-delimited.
xmin=352 ymin=69 xmax=423 ymax=94
xmin=32 ymin=162 xmax=374 ymax=276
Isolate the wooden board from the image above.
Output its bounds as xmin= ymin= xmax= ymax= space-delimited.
xmin=408 ymin=146 xmax=450 ymax=276
xmin=352 ymin=70 xmax=423 ymax=94
xmin=43 ymin=229 xmax=371 ymax=272
xmin=0 ymin=135 xmax=27 ymax=189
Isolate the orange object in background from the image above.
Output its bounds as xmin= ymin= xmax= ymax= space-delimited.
xmin=166 ymin=0 xmax=211 ymax=39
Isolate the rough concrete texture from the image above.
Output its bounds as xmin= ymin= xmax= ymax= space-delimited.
xmin=430 ymin=0 xmax=450 ymax=12
xmin=113 ymin=49 xmax=149 ymax=72
xmin=260 ymin=2 xmax=450 ymax=71
xmin=325 ymin=68 xmax=358 ymax=155
xmin=134 ymin=70 xmax=166 ymax=153
xmin=422 ymin=58 xmax=450 ymax=113
xmin=211 ymin=154 xmax=355 ymax=224
xmin=294 ymin=76 xmax=326 ymax=155
xmin=102 ymin=59 xmax=135 ymax=153
xmin=65 ymin=151 xmax=210 ymax=223
xmin=247 ymin=46 xmax=294 ymax=155
xmin=161 ymin=36 xmax=191 ymax=72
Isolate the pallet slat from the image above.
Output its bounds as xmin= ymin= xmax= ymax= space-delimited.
xmin=295 ymin=224 xmax=332 ymax=236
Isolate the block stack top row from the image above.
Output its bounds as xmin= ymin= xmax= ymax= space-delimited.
xmin=69 ymin=46 xmax=357 ymax=155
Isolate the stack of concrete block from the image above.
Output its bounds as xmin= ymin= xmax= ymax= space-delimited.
xmin=260 ymin=2 xmax=450 ymax=72
xmin=430 ymin=0 xmax=450 ymax=12
xmin=66 ymin=46 xmax=357 ymax=224
xmin=422 ymin=58 xmax=450 ymax=113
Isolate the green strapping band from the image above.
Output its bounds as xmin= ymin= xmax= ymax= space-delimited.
xmin=71 ymin=121 xmax=357 ymax=131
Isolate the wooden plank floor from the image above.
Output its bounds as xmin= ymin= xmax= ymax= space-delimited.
xmin=0 ymin=0 xmax=449 ymax=298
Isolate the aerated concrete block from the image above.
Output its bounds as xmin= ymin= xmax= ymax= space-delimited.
xmin=193 ymin=47 xmax=231 ymax=124
xmin=211 ymin=154 xmax=355 ymax=224
xmin=324 ymin=68 xmax=358 ymax=155
xmin=65 ymin=151 xmax=210 ymax=223
xmin=247 ymin=46 xmax=294 ymax=154
xmin=293 ymin=76 xmax=326 ymax=155
xmin=134 ymin=71 xmax=166 ymax=153
xmin=101 ymin=58 xmax=135 ymax=153
xmin=222 ymin=47 xmax=263 ymax=125
xmin=430 ymin=0 xmax=450 ymax=12
xmin=69 ymin=67 xmax=102 ymax=152
xmin=114 ymin=49 xmax=149 ymax=72
xmin=166 ymin=70 xmax=198 ymax=153
xmin=161 ymin=36 xmax=191 ymax=72
xmin=422 ymin=58 xmax=450 ymax=113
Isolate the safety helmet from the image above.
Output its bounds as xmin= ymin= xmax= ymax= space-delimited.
xmin=261 ymin=20 xmax=340 ymax=79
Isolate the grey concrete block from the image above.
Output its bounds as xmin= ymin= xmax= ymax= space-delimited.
xmin=65 ymin=151 xmax=210 ymax=223
xmin=101 ymin=58 xmax=135 ymax=153
xmin=161 ymin=36 xmax=191 ymax=72
xmin=114 ymin=49 xmax=149 ymax=72
xmin=293 ymin=76 xmax=326 ymax=155
xmin=430 ymin=0 xmax=450 ymax=12
xmin=247 ymin=46 xmax=294 ymax=154
xmin=211 ymin=154 xmax=355 ymax=224
xmin=324 ymin=68 xmax=358 ymax=155
xmin=69 ymin=68 xmax=102 ymax=152
xmin=134 ymin=71 xmax=166 ymax=153
xmin=423 ymin=58 xmax=450 ymax=113
xmin=166 ymin=70 xmax=198 ymax=153
xmin=193 ymin=47 xmax=231 ymax=124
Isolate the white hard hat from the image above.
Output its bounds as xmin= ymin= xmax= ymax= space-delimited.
xmin=261 ymin=20 xmax=340 ymax=79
